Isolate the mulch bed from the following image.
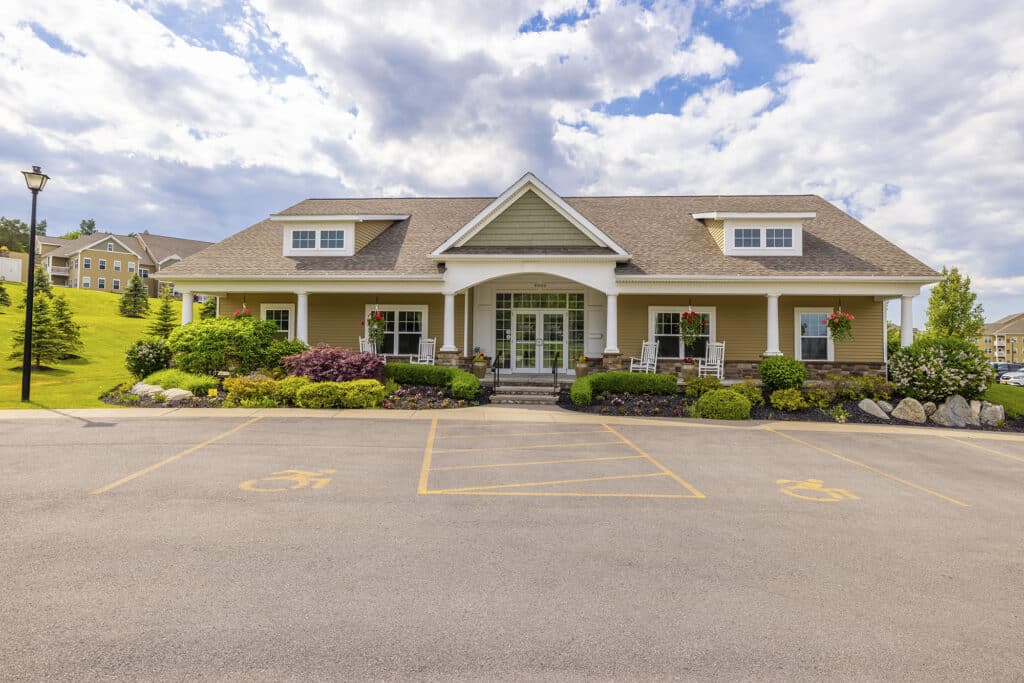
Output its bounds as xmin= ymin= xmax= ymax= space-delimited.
xmin=383 ymin=384 xmax=489 ymax=410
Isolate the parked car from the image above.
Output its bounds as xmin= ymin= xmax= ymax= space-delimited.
xmin=991 ymin=362 xmax=1023 ymax=380
xmin=1000 ymin=370 xmax=1024 ymax=386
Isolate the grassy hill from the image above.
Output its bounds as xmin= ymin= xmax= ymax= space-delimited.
xmin=0 ymin=282 xmax=194 ymax=409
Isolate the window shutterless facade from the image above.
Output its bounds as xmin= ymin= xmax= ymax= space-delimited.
xmin=99 ymin=259 xmax=107 ymax=270
xmin=795 ymin=308 xmax=834 ymax=361
xmin=283 ymin=226 xmax=354 ymax=256
xmin=84 ymin=257 xmax=91 ymax=268
xmin=260 ymin=304 xmax=295 ymax=340
xmin=366 ymin=305 xmax=429 ymax=355
xmin=291 ymin=230 xmax=316 ymax=249
xmin=82 ymin=277 xmax=91 ymax=288
xmin=320 ymin=230 xmax=345 ymax=249
xmin=114 ymin=260 xmax=121 ymax=272
xmin=140 ymin=268 xmax=149 ymax=278
xmin=648 ymin=307 xmax=715 ymax=359
xmin=765 ymin=228 xmax=793 ymax=248
xmin=128 ymin=262 xmax=135 ymax=273
xmin=113 ymin=279 xmax=120 ymax=291
xmin=106 ymin=243 xmax=114 ymax=252
xmin=98 ymin=278 xmax=106 ymax=289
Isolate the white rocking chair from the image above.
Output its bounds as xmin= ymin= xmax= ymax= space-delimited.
xmin=358 ymin=336 xmax=377 ymax=355
xmin=412 ymin=337 xmax=436 ymax=365
xmin=698 ymin=341 xmax=725 ymax=379
xmin=629 ymin=340 xmax=659 ymax=373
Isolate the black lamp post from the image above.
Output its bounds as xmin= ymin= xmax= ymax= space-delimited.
xmin=20 ymin=165 xmax=50 ymax=402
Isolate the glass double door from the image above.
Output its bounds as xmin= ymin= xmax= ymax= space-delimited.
xmin=512 ymin=311 xmax=567 ymax=371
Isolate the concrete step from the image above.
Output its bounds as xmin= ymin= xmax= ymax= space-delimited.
xmin=489 ymin=393 xmax=560 ymax=405
xmin=493 ymin=384 xmax=560 ymax=395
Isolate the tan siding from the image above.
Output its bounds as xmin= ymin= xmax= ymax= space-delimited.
xmin=3 ymin=251 xmax=30 ymax=282
xmin=464 ymin=190 xmax=596 ymax=247
xmin=354 ymin=220 xmax=393 ymax=251
xmin=705 ymin=219 xmax=725 ymax=251
xmin=780 ymin=296 xmax=883 ymax=362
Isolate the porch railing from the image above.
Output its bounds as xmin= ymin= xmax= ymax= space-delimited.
xmin=491 ymin=353 xmax=503 ymax=391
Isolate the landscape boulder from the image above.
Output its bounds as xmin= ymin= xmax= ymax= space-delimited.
xmin=161 ymin=388 xmax=195 ymax=406
xmin=923 ymin=401 xmax=937 ymax=416
xmin=877 ymin=400 xmax=894 ymax=414
xmin=891 ymin=397 xmax=927 ymax=424
xmin=857 ymin=398 xmax=890 ymax=421
xmin=131 ymin=383 xmax=164 ymax=398
xmin=930 ymin=395 xmax=978 ymax=428
xmin=979 ymin=402 xmax=1006 ymax=427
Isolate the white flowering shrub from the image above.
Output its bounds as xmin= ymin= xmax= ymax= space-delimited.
xmin=888 ymin=336 xmax=992 ymax=401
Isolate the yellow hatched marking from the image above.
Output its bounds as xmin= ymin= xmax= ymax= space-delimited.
xmin=417 ymin=418 xmax=438 ymax=494
xmin=768 ymin=428 xmax=970 ymax=508
xmin=602 ymin=423 xmax=706 ymax=498
xmin=90 ymin=417 xmax=263 ymax=495
xmin=431 ymin=454 xmax=646 ymax=472
xmin=431 ymin=472 xmax=666 ymax=494
xmin=937 ymin=435 xmax=1024 ymax=464
xmin=432 ymin=440 xmax=625 ymax=454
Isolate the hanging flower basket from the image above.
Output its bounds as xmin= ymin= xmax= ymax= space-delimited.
xmin=679 ymin=310 xmax=707 ymax=349
xmin=824 ymin=309 xmax=855 ymax=343
xmin=232 ymin=308 xmax=253 ymax=319
xmin=364 ymin=309 xmax=386 ymax=350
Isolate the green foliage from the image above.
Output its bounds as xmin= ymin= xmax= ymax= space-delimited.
xmin=147 ymin=285 xmax=178 ymax=338
xmin=50 ymin=295 xmax=83 ymax=359
xmin=570 ymin=376 xmax=593 ymax=406
xmin=267 ymin=338 xmax=309 ymax=370
xmin=384 ymin=363 xmax=455 ymax=387
xmin=694 ymin=389 xmax=752 ymax=420
xmin=79 ymin=219 xmax=97 ymax=236
xmin=887 ymin=325 xmax=902 ymax=358
xmin=804 ymin=386 xmax=835 ymax=409
xmin=683 ymin=376 xmax=722 ymax=400
xmin=143 ymin=368 xmax=219 ymax=395
xmin=118 ymin=274 xmax=150 ymax=318
xmin=125 ymin=336 xmax=173 ymax=378
xmin=587 ymin=371 xmax=678 ymax=395
xmin=729 ymin=380 xmax=765 ymax=407
xmin=829 ymin=405 xmax=849 ymax=423
xmin=770 ymin=387 xmax=809 ymax=412
xmin=449 ymin=369 xmax=481 ymax=400
xmin=983 ymin=384 xmax=1024 ymax=420
xmin=0 ymin=215 xmax=47 ymax=252
xmin=925 ymin=266 xmax=985 ymax=340
xmin=8 ymin=295 xmax=64 ymax=367
xmin=222 ymin=374 xmax=313 ymax=407
xmin=33 ymin=266 xmax=52 ymax=298
xmin=889 ymin=335 xmax=992 ymax=401
xmin=757 ymin=356 xmax=808 ymax=392
xmin=824 ymin=373 xmax=892 ymax=401
xmin=295 ymin=379 xmax=388 ymax=409
xmin=199 ymin=297 xmax=217 ymax=319
xmin=0 ymin=280 xmax=10 ymax=308
xmin=240 ymin=396 xmax=279 ymax=408
xmin=167 ymin=316 xmax=280 ymax=375
xmin=273 ymin=375 xmax=311 ymax=405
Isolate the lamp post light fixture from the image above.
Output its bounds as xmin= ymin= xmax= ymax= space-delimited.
xmin=20 ymin=165 xmax=50 ymax=402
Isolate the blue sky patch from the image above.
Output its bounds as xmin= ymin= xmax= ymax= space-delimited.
xmin=27 ymin=22 xmax=85 ymax=56
xmin=519 ymin=0 xmax=598 ymax=33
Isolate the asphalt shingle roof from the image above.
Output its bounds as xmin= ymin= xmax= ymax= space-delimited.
xmin=984 ymin=313 xmax=1024 ymax=335
xmin=160 ymin=194 xmax=938 ymax=279
xmin=47 ymin=232 xmax=212 ymax=266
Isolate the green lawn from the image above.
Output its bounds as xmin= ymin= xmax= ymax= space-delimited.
xmin=983 ymin=383 xmax=1024 ymax=420
xmin=0 ymin=282 xmax=194 ymax=409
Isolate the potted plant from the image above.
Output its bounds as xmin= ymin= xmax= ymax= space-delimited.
xmin=471 ymin=349 xmax=489 ymax=378
xmin=678 ymin=357 xmax=698 ymax=380
xmin=824 ymin=309 xmax=854 ymax=342
xmin=575 ymin=355 xmax=589 ymax=377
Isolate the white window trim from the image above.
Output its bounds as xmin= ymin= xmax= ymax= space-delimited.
xmin=364 ymin=304 xmax=429 ymax=355
xmin=98 ymin=277 xmax=106 ymax=289
xmin=98 ymin=259 xmax=107 ymax=270
xmin=140 ymin=268 xmax=149 ymax=278
xmin=128 ymin=262 xmax=136 ymax=272
xmin=113 ymin=279 xmax=121 ymax=291
xmin=794 ymin=307 xmax=835 ymax=362
xmin=260 ymin=303 xmax=296 ymax=341
xmin=106 ymin=243 xmax=114 ymax=252
xmin=82 ymin=276 xmax=91 ymax=288
xmin=84 ymin=258 xmax=91 ymax=268
xmin=723 ymin=220 xmax=803 ymax=256
xmin=283 ymin=224 xmax=354 ymax=257
xmin=114 ymin=260 xmax=122 ymax=271
xmin=647 ymin=306 xmax=717 ymax=359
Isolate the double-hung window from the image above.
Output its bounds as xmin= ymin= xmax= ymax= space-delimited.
xmin=795 ymin=308 xmax=833 ymax=361
xmin=82 ymin=277 xmax=91 ymax=288
xmin=99 ymin=259 xmax=107 ymax=270
xmin=112 ymin=279 xmax=121 ymax=291
xmin=649 ymin=307 xmax=714 ymax=359
xmin=98 ymin=277 xmax=106 ymax=289
xmin=84 ymin=257 xmax=91 ymax=268
xmin=140 ymin=268 xmax=149 ymax=278
xmin=106 ymin=243 xmax=114 ymax=252
xmin=128 ymin=262 xmax=136 ymax=273
xmin=114 ymin=260 xmax=121 ymax=272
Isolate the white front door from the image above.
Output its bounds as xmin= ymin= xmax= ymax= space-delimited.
xmin=512 ymin=311 xmax=567 ymax=371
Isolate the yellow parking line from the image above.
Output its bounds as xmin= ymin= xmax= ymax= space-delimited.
xmin=936 ymin=434 xmax=1024 ymax=464
xmin=768 ymin=428 xmax=970 ymax=508
xmin=90 ymin=417 xmax=262 ymax=495
xmin=603 ymin=423 xmax=706 ymax=498
xmin=432 ymin=440 xmax=625 ymax=454
xmin=423 ymin=490 xmax=694 ymax=499
xmin=417 ymin=418 xmax=438 ymax=494
xmin=431 ymin=454 xmax=646 ymax=472
xmin=431 ymin=472 xmax=666 ymax=494
xmin=435 ymin=428 xmax=613 ymax=439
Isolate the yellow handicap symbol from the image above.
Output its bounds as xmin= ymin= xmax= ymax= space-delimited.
xmin=240 ymin=469 xmax=336 ymax=493
xmin=776 ymin=478 xmax=859 ymax=502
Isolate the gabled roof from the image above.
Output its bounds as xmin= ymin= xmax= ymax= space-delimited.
xmin=984 ymin=313 xmax=1024 ymax=335
xmin=45 ymin=232 xmax=213 ymax=267
xmin=160 ymin=193 xmax=939 ymax=281
xmin=37 ymin=236 xmax=71 ymax=247
xmin=47 ymin=233 xmax=143 ymax=259
xmin=432 ymin=173 xmax=628 ymax=258
xmin=135 ymin=233 xmax=214 ymax=264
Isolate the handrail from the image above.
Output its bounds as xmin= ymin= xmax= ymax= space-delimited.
xmin=491 ymin=353 xmax=502 ymax=390
xmin=552 ymin=350 xmax=560 ymax=395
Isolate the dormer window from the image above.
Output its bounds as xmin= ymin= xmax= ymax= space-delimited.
xmin=766 ymin=228 xmax=793 ymax=248
xmin=291 ymin=230 xmax=317 ymax=249
xmin=283 ymin=226 xmax=355 ymax=256
xmin=734 ymin=228 xmax=760 ymax=248
xmin=320 ymin=230 xmax=345 ymax=249
xmin=694 ymin=212 xmax=813 ymax=257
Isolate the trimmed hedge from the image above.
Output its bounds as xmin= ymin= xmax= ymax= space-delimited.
xmin=167 ymin=317 xmax=281 ymax=375
xmin=729 ymin=380 xmax=765 ymax=407
xmin=223 ymin=375 xmax=313 ymax=407
xmin=295 ymin=379 xmax=388 ymax=409
xmin=570 ymin=371 xmax=678 ymax=406
xmin=694 ymin=389 xmax=751 ymax=420
xmin=383 ymin=363 xmax=481 ymax=400
xmin=143 ymin=369 xmax=219 ymax=396
xmin=683 ymin=376 xmax=721 ymax=400
xmin=758 ymin=355 xmax=808 ymax=393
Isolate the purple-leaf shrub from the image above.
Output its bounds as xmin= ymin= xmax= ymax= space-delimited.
xmin=282 ymin=344 xmax=384 ymax=382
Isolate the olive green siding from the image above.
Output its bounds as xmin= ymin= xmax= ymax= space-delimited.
xmin=705 ymin=220 xmax=725 ymax=251
xmin=778 ymin=296 xmax=883 ymax=362
xmin=354 ymin=220 xmax=393 ymax=251
xmin=463 ymin=190 xmax=596 ymax=247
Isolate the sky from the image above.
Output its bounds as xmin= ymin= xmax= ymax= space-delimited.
xmin=0 ymin=0 xmax=1022 ymax=323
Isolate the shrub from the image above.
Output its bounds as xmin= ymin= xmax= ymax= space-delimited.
xmin=144 ymin=369 xmax=219 ymax=395
xmin=268 ymin=339 xmax=309 ymax=370
xmin=223 ymin=375 xmax=278 ymax=407
xmin=272 ymin=376 xmax=311 ymax=406
xmin=829 ymin=405 xmax=849 ymax=423
xmin=587 ymin=371 xmax=678 ymax=395
xmin=804 ymin=386 xmax=835 ymax=409
xmin=167 ymin=317 xmax=280 ymax=375
xmin=683 ymin=376 xmax=722 ymax=400
xmin=729 ymin=380 xmax=765 ymax=407
xmin=384 ymin=363 xmax=455 ymax=387
xmin=770 ymin=387 xmax=809 ymax=412
xmin=825 ymin=373 xmax=892 ymax=401
xmin=449 ymin=369 xmax=481 ymax=400
xmin=283 ymin=344 xmax=384 ymax=382
xmin=758 ymin=356 xmax=808 ymax=393
xmin=570 ymin=376 xmax=593 ymax=406
xmin=240 ymin=396 xmax=279 ymax=408
xmin=125 ymin=337 xmax=173 ymax=379
xmin=888 ymin=335 xmax=992 ymax=401
xmin=694 ymin=389 xmax=751 ymax=420
xmin=295 ymin=379 xmax=387 ymax=409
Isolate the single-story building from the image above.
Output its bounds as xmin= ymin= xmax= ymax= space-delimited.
xmin=160 ymin=173 xmax=939 ymax=378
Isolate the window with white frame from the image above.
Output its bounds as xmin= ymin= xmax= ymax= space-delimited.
xmin=107 ymin=243 xmax=114 ymax=252
xmin=140 ymin=268 xmax=149 ymax=278
xmin=724 ymin=223 xmax=802 ymax=256
xmin=260 ymin=304 xmax=295 ymax=340
xmin=649 ymin=307 xmax=715 ymax=359
xmin=291 ymin=230 xmax=316 ymax=249
xmin=98 ymin=277 xmax=106 ymax=289
xmin=82 ymin=277 xmax=91 ymax=288
xmin=765 ymin=228 xmax=793 ymax=248
xmin=733 ymin=228 xmax=760 ymax=248
xmin=113 ymin=279 xmax=121 ymax=291
xmin=99 ymin=259 xmax=107 ymax=270
xmin=366 ymin=305 xmax=427 ymax=355
xmin=795 ymin=308 xmax=833 ymax=361
xmin=320 ymin=230 xmax=345 ymax=249
xmin=84 ymin=257 xmax=91 ymax=268
xmin=114 ymin=260 xmax=121 ymax=272
xmin=128 ymin=262 xmax=136 ymax=273
xmin=283 ymin=225 xmax=355 ymax=256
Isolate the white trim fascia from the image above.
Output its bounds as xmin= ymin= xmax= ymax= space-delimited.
xmin=269 ymin=214 xmax=409 ymax=222
xmin=163 ymin=274 xmax=444 ymax=281
xmin=158 ymin=254 xmax=181 ymax=265
xmin=615 ymin=275 xmax=940 ymax=283
xmin=692 ymin=212 xmax=817 ymax=220
xmin=434 ymin=254 xmax=627 ymax=262
xmin=432 ymin=172 xmax=629 ymax=257
xmin=64 ymin=235 xmax=144 ymax=260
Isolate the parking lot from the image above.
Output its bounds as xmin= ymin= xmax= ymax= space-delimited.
xmin=3 ymin=408 xmax=1024 ymax=680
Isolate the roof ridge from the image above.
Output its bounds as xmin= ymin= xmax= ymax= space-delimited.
xmin=298 ymin=193 xmax=823 ymax=201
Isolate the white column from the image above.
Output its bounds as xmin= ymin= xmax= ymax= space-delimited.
xmin=604 ymin=293 xmax=619 ymax=354
xmin=441 ymin=292 xmax=457 ymax=352
xmin=295 ymin=292 xmax=309 ymax=344
xmin=180 ymin=289 xmax=193 ymax=325
xmin=900 ymin=295 xmax=914 ymax=347
xmin=764 ymin=293 xmax=781 ymax=356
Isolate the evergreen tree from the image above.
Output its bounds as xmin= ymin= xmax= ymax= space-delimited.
xmin=0 ymin=280 xmax=10 ymax=310
xmin=9 ymin=296 xmax=64 ymax=368
xmin=148 ymin=285 xmax=178 ymax=338
xmin=925 ymin=266 xmax=985 ymax=340
xmin=33 ymin=265 xmax=53 ymax=298
xmin=51 ymin=294 xmax=84 ymax=359
xmin=119 ymin=274 xmax=151 ymax=318
xmin=199 ymin=296 xmax=218 ymax=319
xmin=80 ymin=219 xmax=97 ymax=236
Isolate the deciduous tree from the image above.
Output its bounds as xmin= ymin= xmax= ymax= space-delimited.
xmin=925 ymin=266 xmax=985 ymax=340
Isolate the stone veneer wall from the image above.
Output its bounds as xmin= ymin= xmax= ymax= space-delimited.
xmin=651 ymin=358 xmax=886 ymax=380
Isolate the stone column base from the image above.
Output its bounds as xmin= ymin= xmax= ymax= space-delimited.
xmin=602 ymin=353 xmax=623 ymax=371
xmin=435 ymin=351 xmax=461 ymax=368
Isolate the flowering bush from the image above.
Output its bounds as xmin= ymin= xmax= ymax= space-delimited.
xmin=679 ymin=311 xmax=708 ymax=348
xmin=282 ymin=344 xmax=385 ymax=383
xmin=125 ymin=336 xmax=173 ymax=378
xmin=824 ymin=309 xmax=855 ymax=342
xmin=364 ymin=309 xmax=386 ymax=350
xmin=888 ymin=335 xmax=992 ymax=401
